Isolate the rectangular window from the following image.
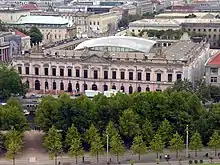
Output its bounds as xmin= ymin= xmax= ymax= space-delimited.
xmin=121 ymin=71 xmax=125 ymax=80
xmin=104 ymin=71 xmax=108 ymax=79
xmin=168 ymin=74 xmax=172 ymax=82
xmin=25 ymin=67 xmax=29 ymax=75
xmin=52 ymin=68 xmax=56 ymax=76
xmin=177 ymin=74 xmax=182 ymax=80
xmin=76 ymin=69 xmax=80 ymax=77
xmin=44 ymin=68 xmax=48 ymax=76
xmin=60 ymin=68 xmax=64 ymax=76
xmin=112 ymin=71 xmax=116 ymax=79
xmin=94 ymin=70 xmax=98 ymax=79
xmin=68 ymin=69 xmax=72 ymax=77
xmin=35 ymin=68 xmax=39 ymax=75
xmin=18 ymin=66 xmax=22 ymax=74
xmin=137 ymin=72 xmax=142 ymax=81
xmin=146 ymin=73 xmax=150 ymax=81
xmin=129 ymin=72 xmax=133 ymax=80
xmin=84 ymin=70 xmax=88 ymax=78
xmin=210 ymin=68 xmax=218 ymax=74
xmin=211 ymin=77 xmax=217 ymax=83
xmin=157 ymin=73 xmax=161 ymax=82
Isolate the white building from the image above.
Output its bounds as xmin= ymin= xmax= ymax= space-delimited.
xmin=0 ymin=9 xmax=30 ymax=23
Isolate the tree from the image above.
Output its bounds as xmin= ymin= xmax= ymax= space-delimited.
xmin=157 ymin=119 xmax=173 ymax=146
xmin=90 ymin=133 xmax=104 ymax=163
xmin=150 ymin=133 xmax=164 ymax=159
xmin=66 ymin=124 xmax=83 ymax=164
xmin=43 ymin=126 xmax=62 ymax=165
xmin=29 ymin=26 xmax=43 ymax=46
xmin=5 ymin=129 xmax=23 ymax=165
xmin=106 ymin=121 xmax=117 ymax=139
xmin=131 ymin=135 xmax=147 ymax=160
xmin=169 ymin=132 xmax=184 ymax=158
xmin=208 ymin=131 xmax=220 ymax=156
xmin=141 ymin=119 xmax=154 ymax=145
xmin=110 ymin=132 xmax=125 ymax=162
xmin=0 ymin=64 xmax=26 ymax=100
xmin=189 ymin=132 xmax=203 ymax=157
xmin=85 ymin=124 xmax=98 ymax=145
xmin=119 ymin=109 xmax=140 ymax=139
xmin=0 ymin=133 xmax=4 ymax=154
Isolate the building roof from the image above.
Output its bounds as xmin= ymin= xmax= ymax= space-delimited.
xmin=207 ymin=52 xmax=220 ymax=65
xmin=17 ymin=15 xmax=71 ymax=25
xmin=74 ymin=36 xmax=156 ymax=53
xmin=129 ymin=19 xmax=181 ymax=27
xmin=14 ymin=29 xmax=27 ymax=38
xmin=21 ymin=3 xmax=38 ymax=10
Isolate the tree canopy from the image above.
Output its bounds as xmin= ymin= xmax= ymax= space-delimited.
xmin=29 ymin=26 xmax=43 ymax=46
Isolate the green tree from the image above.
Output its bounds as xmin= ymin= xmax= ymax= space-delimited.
xmin=169 ymin=132 xmax=184 ymax=158
xmin=5 ymin=129 xmax=23 ymax=165
xmin=43 ymin=126 xmax=62 ymax=165
xmin=6 ymin=97 xmax=23 ymax=111
xmin=90 ymin=133 xmax=104 ymax=163
xmin=106 ymin=121 xmax=117 ymax=138
xmin=131 ymin=135 xmax=147 ymax=160
xmin=189 ymin=132 xmax=203 ymax=157
xmin=0 ymin=133 xmax=4 ymax=154
xmin=208 ymin=131 xmax=220 ymax=156
xmin=150 ymin=133 xmax=164 ymax=159
xmin=141 ymin=119 xmax=154 ymax=145
xmin=66 ymin=124 xmax=83 ymax=164
xmin=157 ymin=119 xmax=173 ymax=146
xmin=110 ymin=132 xmax=125 ymax=162
xmin=85 ymin=124 xmax=98 ymax=144
xmin=119 ymin=109 xmax=140 ymax=139
xmin=29 ymin=26 xmax=43 ymax=46
xmin=0 ymin=64 xmax=26 ymax=100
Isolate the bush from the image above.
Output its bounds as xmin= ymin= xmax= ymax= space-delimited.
xmin=194 ymin=160 xmax=198 ymax=164
xmin=189 ymin=160 xmax=193 ymax=164
xmin=200 ymin=160 xmax=203 ymax=164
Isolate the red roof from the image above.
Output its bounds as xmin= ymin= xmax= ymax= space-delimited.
xmin=14 ymin=29 xmax=27 ymax=38
xmin=208 ymin=52 xmax=220 ymax=65
xmin=21 ymin=4 xmax=38 ymax=10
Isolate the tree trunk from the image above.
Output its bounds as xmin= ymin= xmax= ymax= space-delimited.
xmin=215 ymin=149 xmax=217 ymax=156
xmin=55 ymin=156 xmax=57 ymax=165
xmin=176 ymin=150 xmax=178 ymax=158
xmin=76 ymin=155 xmax=78 ymax=164
xmin=195 ymin=149 xmax=197 ymax=157
xmin=156 ymin=152 xmax=159 ymax=159
xmin=97 ymin=152 xmax=99 ymax=163
xmin=117 ymin=154 xmax=119 ymax=162
xmin=139 ymin=152 xmax=141 ymax=160
xmin=13 ymin=157 xmax=15 ymax=165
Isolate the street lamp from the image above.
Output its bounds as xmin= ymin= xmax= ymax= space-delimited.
xmin=106 ymin=131 xmax=109 ymax=163
xmin=186 ymin=125 xmax=189 ymax=158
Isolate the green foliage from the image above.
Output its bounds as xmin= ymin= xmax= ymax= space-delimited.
xmin=85 ymin=124 xmax=98 ymax=145
xmin=66 ymin=124 xmax=81 ymax=145
xmin=189 ymin=132 xmax=203 ymax=157
xmin=150 ymin=133 xmax=164 ymax=158
xmin=208 ymin=131 xmax=220 ymax=156
xmin=110 ymin=132 xmax=125 ymax=162
xmin=131 ymin=135 xmax=146 ymax=160
xmin=169 ymin=132 xmax=184 ymax=158
xmin=141 ymin=119 xmax=154 ymax=145
xmin=119 ymin=109 xmax=140 ymax=139
xmin=90 ymin=132 xmax=104 ymax=163
xmin=0 ymin=133 xmax=5 ymax=154
xmin=157 ymin=119 xmax=173 ymax=146
xmin=106 ymin=121 xmax=117 ymax=138
xmin=29 ymin=26 xmax=43 ymax=46
xmin=43 ymin=126 xmax=62 ymax=164
xmin=6 ymin=97 xmax=23 ymax=111
xmin=0 ymin=64 xmax=26 ymax=100
xmin=5 ymin=129 xmax=23 ymax=165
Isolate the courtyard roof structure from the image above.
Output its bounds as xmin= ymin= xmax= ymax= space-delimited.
xmin=74 ymin=36 xmax=156 ymax=53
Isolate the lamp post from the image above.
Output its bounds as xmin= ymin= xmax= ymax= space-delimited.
xmin=186 ymin=125 xmax=189 ymax=158
xmin=106 ymin=131 xmax=109 ymax=163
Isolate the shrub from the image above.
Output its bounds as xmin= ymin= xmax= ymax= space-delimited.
xmin=194 ymin=160 xmax=198 ymax=164
xmin=189 ymin=160 xmax=193 ymax=164
xmin=200 ymin=160 xmax=203 ymax=164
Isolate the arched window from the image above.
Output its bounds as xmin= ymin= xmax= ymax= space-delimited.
xmin=35 ymin=80 xmax=40 ymax=90
xmin=146 ymin=86 xmax=150 ymax=91
xmin=120 ymin=86 xmax=124 ymax=92
xmin=112 ymin=84 xmax=116 ymax=90
xmin=26 ymin=80 xmax=29 ymax=89
xmin=53 ymin=81 xmax=56 ymax=90
xmin=76 ymin=83 xmax=80 ymax=92
xmin=60 ymin=82 xmax=64 ymax=90
xmin=84 ymin=84 xmax=88 ymax=91
xmin=103 ymin=84 xmax=108 ymax=91
xmin=92 ymin=84 xmax=97 ymax=91
xmin=45 ymin=81 xmax=49 ymax=90
xmin=129 ymin=85 xmax=133 ymax=94
xmin=137 ymin=86 xmax=141 ymax=92
xmin=68 ymin=82 xmax=72 ymax=92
